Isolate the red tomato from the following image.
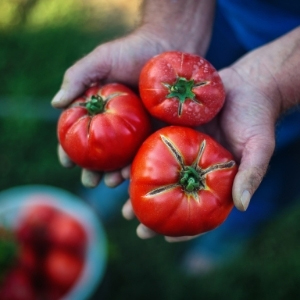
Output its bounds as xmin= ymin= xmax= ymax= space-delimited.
xmin=0 ymin=268 xmax=36 ymax=300
xmin=48 ymin=211 xmax=87 ymax=255
xmin=38 ymin=285 xmax=65 ymax=300
xmin=43 ymin=249 xmax=83 ymax=293
xmin=129 ymin=126 xmax=238 ymax=237
xmin=17 ymin=244 xmax=38 ymax=277
xmin=139 ymin=51 xmax=225 ymax=126
xmin=16 ymin=204 xmax=58 ymax=249
xmin=57 ymin=83 xmax=152 ymax=171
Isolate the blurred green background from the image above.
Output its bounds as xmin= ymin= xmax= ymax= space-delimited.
xmin=0 ymin=0 xmax=300 ymax=299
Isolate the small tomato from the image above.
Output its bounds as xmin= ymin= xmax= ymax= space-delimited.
xmin=43 ymin=249 xmax=83 ymax=293
xmin=48 ymin=211 xmax=87 ymax=255
xmin=57 ymin=83 xmax=151 ymax=171
xmin=16 ymin=204 xmax=58 ymax=249
xmin=0 ymin=268 xmax=36 ymax=300
xmin=139 ymin=51 xmax=225 ymax=126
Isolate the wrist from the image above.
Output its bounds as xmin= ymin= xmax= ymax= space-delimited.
xmin=272 ymin=26 xmax=300 ymax=113
xmin=139 ymin=0 xmax=216 ymax=55
xmin=231 ymin=27 xmax=300 ymax=118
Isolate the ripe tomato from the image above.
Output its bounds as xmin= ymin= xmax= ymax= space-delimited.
xmin=139 ymin=51 xmax=225 ymax=127
xmin=57 ymin=83 xmax=152 ymax=171
xmin=0 ymin=268 xmax=36 ymax=300
xmin=16 ymin=204 xmax=58 ymax=249
xmin=43 ymin=249 xmax=83 ymax=293
xmin=48 ymin=211 xmax=87 ymax=255
xmin=129 ymin=126 xmax=238 ymax=237
xmin=17 ymin=244 xmax=38 ymax=277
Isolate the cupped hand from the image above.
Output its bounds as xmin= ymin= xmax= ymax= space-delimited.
xmin=209 ymin=65 xmax=279 ymax=212
xmin=124 ymin=45 xmax=283 ymax=240
xmin=52 ymin=31 xmax=170 ymax=188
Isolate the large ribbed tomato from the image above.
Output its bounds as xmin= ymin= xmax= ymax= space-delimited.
xmin=139 ymin=51 xmax=225 ymax=127
xmin=57 ymin=83 xmax=151 ymax=171
xmin=129 ymin=126 xmax=237 ymax=237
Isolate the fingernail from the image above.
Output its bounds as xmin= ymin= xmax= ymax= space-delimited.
xmin=51 ymin=89 xmax=65 ymax=106
xmin=240 ymin=190 xmax=251 ymax=211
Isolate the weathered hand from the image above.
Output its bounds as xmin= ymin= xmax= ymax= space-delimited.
xmin=52 ymin=32 xmax=170 ymax=188
xmin=122 ymin=60 xmax=279 ymax=239
xmin=124 ymin=26 xmax=300 ymax=239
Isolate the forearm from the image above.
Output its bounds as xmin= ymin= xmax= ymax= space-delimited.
xmin=267 ymin=26 xmax=300 ymax=112
xmin=139 ymin=0 xmax=216 ymax=55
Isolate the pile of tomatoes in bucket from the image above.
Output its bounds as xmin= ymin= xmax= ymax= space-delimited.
xmin=57 ymin=51 xmax=238 ymax=238
xmin=0 ymin=202 xmax=87 ymax=300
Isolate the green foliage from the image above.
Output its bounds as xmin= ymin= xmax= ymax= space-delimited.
xmin=0 ymin=115 xmax=80 ymax=192
xmin=100 ymin=203 xmax=300 ymax=300
xmin=195 ymin=203 xmax=300 ymax=300
xmin=0 ymin=0 xmax=115 ymax=30
xmin=0 ymin=0 xmax=132 ymax=193
xmin=0 ymin=227 xmax=18 ymax=280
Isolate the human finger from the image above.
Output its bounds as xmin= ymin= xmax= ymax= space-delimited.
xmin=136 ymin=224 xmax=157 ymax=239
xmin=165 ymin=234 xmax=204 ymax=243
xmin=57 ymin=144 xmax=74 ymax=168
xmin=121 ymin=165 xmax=131 ymax=180
xmin=103 ymin=164 xmax=131 ymax=187
xmin=104 ymin=171 xmax=125 ymax=188
xmin=122 ymin=199 xmax=135 ymax=220
xmin=51 ymin=46 xmax=111 ymax=108
xmin=81 ymin=169 xmax=102 ymax=188
xmin=232 ymin=134 xmax=275 ymax=211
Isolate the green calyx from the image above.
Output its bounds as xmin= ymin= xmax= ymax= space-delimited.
xmin=180 ymin=166 xmax=202 ymax=192
xmin=84 ymin=95 xmax=106 ymax=115
xmin=165 ymin=77 xmax=196 ymax=103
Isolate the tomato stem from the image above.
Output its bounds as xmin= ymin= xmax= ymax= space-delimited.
xmin=165 ymin=77 xmax=195 ymax=103
xmin=85 ymin=95 xmax=105 ymax=115
xmin=180 ymin=166 xmax=202 ymax=192
xmin=163 ymin=77 xmax=209 ymax=116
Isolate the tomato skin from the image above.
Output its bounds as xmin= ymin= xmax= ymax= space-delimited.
xmin=0 ymin=268 xmax=37 ymax=300
xmin=129 ymin=126 xmax=238 ymax=237
xmin=57 ymin=83 xmax=152 ymax=171
xmin=16 ymin=204 xmax=58 ymax=250
xmin=139 ymin=51 xmax=225 ymax=126
xmin=43 ymin=249 xmax=83 ymax=293
xmin=48 ymin=212 xmax=87 ymax=255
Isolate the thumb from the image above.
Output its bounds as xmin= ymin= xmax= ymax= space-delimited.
xmin=51 ymin=45 xmax=111 ymax=108
xmin=232 ymin=134 xmax=275 ymax=211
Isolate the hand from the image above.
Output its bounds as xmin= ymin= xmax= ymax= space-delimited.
xmin=57 ymin=144 xmax=132 ymax=188
xmin=122 ymin=59 xmax=279 ymax=239
xmin=124 ymin=26 xmax=300 ymax=239
xmin=52 ymin=32 xmax=171 ymax=188
xmin=51 ymin=0 xmax=216 ymax=188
